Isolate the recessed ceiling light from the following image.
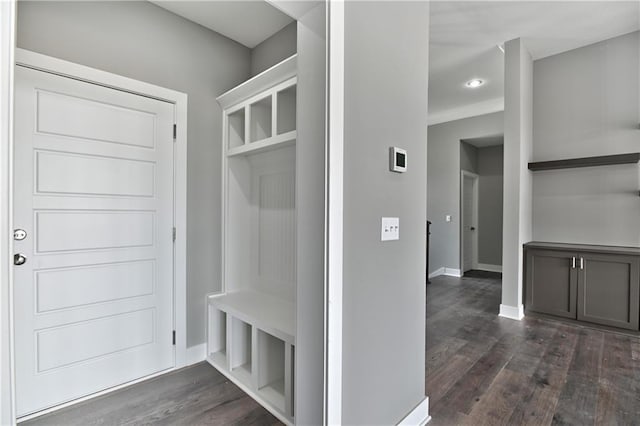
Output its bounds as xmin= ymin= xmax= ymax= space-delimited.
xmin=465 ymin=79 xmax=485 ymax=88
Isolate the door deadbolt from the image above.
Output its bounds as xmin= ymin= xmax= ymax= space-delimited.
xmin=14 ymin=254 xmax=27 ymax=266
xmin=13 ymin=229 xmax=27 ymax=241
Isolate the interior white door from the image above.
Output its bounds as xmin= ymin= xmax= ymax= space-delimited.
xmin=13 ymin=65 xmax=175 ymax=416
xmin=462 ymin=174 xmax=476 ymax=272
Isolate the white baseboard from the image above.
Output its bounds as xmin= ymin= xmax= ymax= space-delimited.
xmin=499 ymin=304 xmax=524 ymax=320
xmin=185 ymin=343 xmax=206 ymax=366
xmin=428 ymin=267 xmax=444 ymax=279
xmin=444 ymin=268 xmax=462 ymax=277
xmin=476 ymin=263 xmax=502 ymax=273
xmin=428 ymin=267 xmax=462 ymax=278
xmin=398 ymin=397 xmax=430 ymax=425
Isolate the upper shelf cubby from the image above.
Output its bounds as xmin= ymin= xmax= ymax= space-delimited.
xmin=218 ymin=55 xmax=297 ymax=157
xmin=528 ymin=153 xmax=640 ymax=171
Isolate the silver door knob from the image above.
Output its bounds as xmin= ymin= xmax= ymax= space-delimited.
xmin=14 ymin=254 xmax=26 ymax=266
xmin=13 ymin=229 xmax=27 ymax=240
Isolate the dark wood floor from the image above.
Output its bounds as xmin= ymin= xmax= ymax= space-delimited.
xmin=23 ymin=362 xmax=281 ymax=426
xmin=24 ymin=272 xmax=640 ymax=425
xmin=427 ymin=272 xmax=640 ymax=426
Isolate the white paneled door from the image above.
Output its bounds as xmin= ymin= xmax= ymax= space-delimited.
xmin=13 ymin=66 xmax=175 ymax=416
xmin=462 ymin=173 xmax=478 ymax=273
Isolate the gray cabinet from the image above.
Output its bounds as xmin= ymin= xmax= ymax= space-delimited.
xmin=524 ymin=242 xmax=640 ymax=331
xmin=577 ymin=252 xmax=640 ymax=330
xmin=525 ymin=249 xmax=577 ymax=319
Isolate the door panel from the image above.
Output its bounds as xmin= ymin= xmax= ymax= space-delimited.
xmin=577 ymin=252 xmax=640 ymax=330
xmin=14 ymin=66 xmax=175 ymax=416
xmin=525 ymin=249 xmax=577 ymax=319
xmin=462 ymin=175 xmax=475 ymax=272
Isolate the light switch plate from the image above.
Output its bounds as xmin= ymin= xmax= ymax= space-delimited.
xmin=381 ymin=217 xmax=400 ymax=241
xmin=445 ymin=215 xmax=452 ymax=222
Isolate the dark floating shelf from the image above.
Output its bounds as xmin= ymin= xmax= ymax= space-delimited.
xmin=528 ymin=153 xmax=640 ymax=171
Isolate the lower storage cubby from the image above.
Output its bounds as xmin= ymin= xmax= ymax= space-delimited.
xmin=207 ymin=294 xmax=295 ymax=424
xmin=230 ymin=318 xmax=252 ymax=386
xmin=257 ymin=330 xmax=286 ymax=412
xmin=207 ymin=307 xmax=227 ymax=367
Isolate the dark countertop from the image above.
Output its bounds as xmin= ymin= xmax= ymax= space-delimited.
xmin=524 ymin=241 xmax=640 ymax=256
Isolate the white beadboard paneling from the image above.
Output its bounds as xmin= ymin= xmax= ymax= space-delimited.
xmin=35 ymin=150 xmax=155 ymax=197
xmin=35 ymin=210 xmax=154 ymax=253
xmin=258 ymin=170 xmax=295 ymax=285
xmin=36 ymin=90 xmax=156 ymax=148
xmin=36 ymin=260 xmax=155 ymax=313
xmin=36 ymin=309 xmax=155 ymax=372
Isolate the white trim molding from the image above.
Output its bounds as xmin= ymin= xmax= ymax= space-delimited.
xmin=476 ymin=263 xmax=503 ymax=273
xmin=428 ymin=267 xmax=463 ymax=279
xmin=397 ymin=397 xmax=431 ymax=426
xmin=1 ymin=1 xmax=16 ymax=424
xmin=445 ymin=268 xmax=462 ymax=278
xmin=326 ymin=1 xmax=345 ymax=424
xmin=428 ymin=97 xmax=504 ymax=126
xmin=428 ymin=267 xmax=444 ymax=279
xmin=499 ymin=304 xmax=525 ymax=321
xmin=185 ymin=343 xmax=207 ymax=367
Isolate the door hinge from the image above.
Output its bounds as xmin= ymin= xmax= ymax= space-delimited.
xmin=173 ymin=124 xmax=177 ymax=141
xmin=172 ymin=330 xmax=176 ymax=345
xmin=172 ymin=227 xmax=176 ymax=242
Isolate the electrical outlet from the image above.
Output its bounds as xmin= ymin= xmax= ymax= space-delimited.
xmin=381 ymin=217 xmax=400 ymax=241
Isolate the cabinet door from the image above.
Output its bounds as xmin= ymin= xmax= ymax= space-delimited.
xmin=577 ymin=253 xmax=640 ymax=330
xmin=525 ymin=249 xmax=578 ymax=319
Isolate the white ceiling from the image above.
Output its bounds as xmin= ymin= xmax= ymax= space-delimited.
xmin=151 ymin=1 xmax=294 ymax=48
xmin=429 ymin=1 xmax=640 ymax=125
xmin=462 ymin=134 xmax=504 ymax=148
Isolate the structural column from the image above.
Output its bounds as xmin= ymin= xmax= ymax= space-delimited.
xmin=501 ymin=38 xmax=533 ymax=320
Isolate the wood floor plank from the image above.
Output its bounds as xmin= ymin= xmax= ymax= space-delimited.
xmin=551 ymin=328 xmax=604 ymax=425
xmin=22 ymin=363 xmax=281 ymax=426
xmin=464 ymin=368 xmax=531 ymax=424
xmin=595 ymin=333 xmax=640 ymax=425
xmin=426 ymin=354 xmax=476 ymax=404
xmin=507 ymin=325 xmax=579 ymax=425
xmin=435 ymin=330 xmax=527 ymax=415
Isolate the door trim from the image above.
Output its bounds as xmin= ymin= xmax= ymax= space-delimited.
xmin=8 ymin=48 xmax=188 ymax=422
xmin=1 ymin=2 xmax=17 ymax=424
xmin=460 ymin=170 xmax=479 ymax=273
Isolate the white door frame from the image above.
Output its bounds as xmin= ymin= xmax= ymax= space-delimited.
xmin=1 ymin=1 xmax=17 ymax=424
xmin=5 ymin=48 xmax=188 ymax=423
xmin=460 ymin=170 xmax=479 ymax=272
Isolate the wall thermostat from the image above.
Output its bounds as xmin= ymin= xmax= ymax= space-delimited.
xmin=389 ymin=147 xmax=407 ymax=173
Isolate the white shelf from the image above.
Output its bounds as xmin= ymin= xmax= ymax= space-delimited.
xmin=259 ymin=379 xmax=286 ymax=413
xmin=208 ymin=290 xmax=295 ymax=344
xmin=217 ymin=55 xmax=297 ymax=110
xmin=226 ymin=130 xmax=296 ymax=158
xmin=209 ymin=350 xmax=227 ymax=368
xmin=232 ymin=363 xmax=253 ymax=387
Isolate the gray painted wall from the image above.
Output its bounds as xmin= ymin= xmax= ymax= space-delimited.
xmin=341 ymin=1 xmax=429 ymax=423
xmin=427 ymin=112 xmax=503 ymax=274
xmin=477 ymin=145 xmax=503 ymax=266
xmin=250 ymin=21 xmax=297 ymax=77
xmin=295 ymin=3 xmax=325 ymax=424
xmin=460 ymin=141 xmax=478 ymax=173
xmin=532 ymin=31 xmax=640 ymax=247
xmin=17 ymin=1 xmax=251 ymax=347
